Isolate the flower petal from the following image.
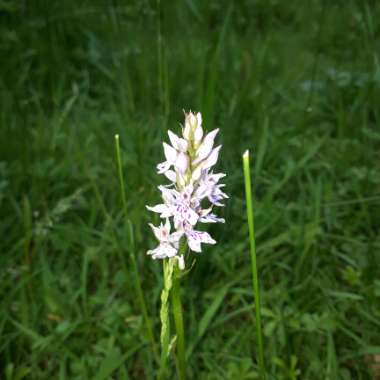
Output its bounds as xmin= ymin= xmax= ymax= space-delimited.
xmin=157 ymin=161 xmax=171 ymax=174
xmin=148 ymin=223 xmax=164 ymax=241
xmin=186 ymin=229 xmax=216 ymax=252
xmin=163 ymin=142 xmax=177 ymax=163
xmin=146 ymin=203 xmax=172 ymax=217
xmin=191 ymin=165 xmax=202 ymax=181
xmin=168 ymin=130 xmax=188 ymax=152
xmin=209 ymin=172 xmax=226 ymax=183
xmin=177 ymin=172 xmax=186 ymax=188
xmin=164 ymin=170 xmax=177 ymax=183
xmin=186 ymin=208 xmax=199 ymax=226
xmin=168 ymin=230 xmax=184 ymax=245
xmin=193 ymin=124 xmax=203 ymax=145
xmin=173 ymin=206 xmax=199 ymax=228
xmin=147 ymin=243 xmax=177 ymax=259
xmin=187 ymin=236 xmax=201 ymax=252
xmin=198 ymin=231 xmax=216 ymax=244
xmin=199 ymin=213 xmax=225 ymax=223
xmin=158 ymin=186 xmax=177 ymax=204
xmin=164 ymin=218 xmax=171 ymax=234
xmin=181 ymin=184 xmax=194 ymax=202
xmin=196 ymin=112 xmax=202 ymax=128
xmin=168 ymin=130 xmax=180 ymax=150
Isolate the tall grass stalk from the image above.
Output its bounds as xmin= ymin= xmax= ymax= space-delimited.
xmin=242 ymin=150 xmax=266 ymax=379
xmin=114 ymin=134 xmax=158 ymax=361
xmin=156 ymin=0 xmax=164 ymax=112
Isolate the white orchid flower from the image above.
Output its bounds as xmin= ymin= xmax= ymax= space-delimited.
xmin=147 ymin=219 xmax=183 ymax=259
xmin=146 ymin=111 xmax=227 ymax=269
xmin=146 ymin=185 xmax=199 ymax=228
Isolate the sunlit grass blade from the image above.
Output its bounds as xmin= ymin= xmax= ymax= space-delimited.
xmin=242 ymin=149 xmax=266 ymax=379
xmin=114 ymin=134 xmax=158 ymax=362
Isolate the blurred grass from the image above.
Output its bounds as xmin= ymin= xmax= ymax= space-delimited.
xmin=0 ymin=0 xmax=380 ymax=379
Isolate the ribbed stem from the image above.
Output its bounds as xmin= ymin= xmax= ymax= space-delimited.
xmin=242 ymin=150 xmax=266 ymax=380
xmin=158 ymin=259 xmax=175 ymax=380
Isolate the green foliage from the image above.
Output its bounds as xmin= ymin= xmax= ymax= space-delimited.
xmin=1 ymin=0 xmax=380 ymax=379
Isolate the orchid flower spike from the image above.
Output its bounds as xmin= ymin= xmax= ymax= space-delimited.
xmin=146 ymin=111 xmax=228 ymax=269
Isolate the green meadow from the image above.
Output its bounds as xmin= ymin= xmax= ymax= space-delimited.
xmin=1 ymin=1 xmax=379 ymax=379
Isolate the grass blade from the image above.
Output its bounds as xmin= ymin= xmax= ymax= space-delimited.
xmin=242 ymin=149 xmax=266 ymax=379
xmin=186 ymin=284 xmax=230 ymax=358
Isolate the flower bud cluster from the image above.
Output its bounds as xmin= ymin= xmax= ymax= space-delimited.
xmin=146 ymin=111 xmax=228 ymax=268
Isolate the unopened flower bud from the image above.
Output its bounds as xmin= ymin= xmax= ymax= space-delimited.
xmin=176 ymin=255 xmax=185 ymax=270
xmin=183 ymin=112 xmax=195 ymax=140
xmin=193 ymin=113 xmax=203 ymax=146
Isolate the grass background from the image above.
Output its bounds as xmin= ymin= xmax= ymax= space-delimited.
xmin=1 ymin=1 xmax=380 ymax=379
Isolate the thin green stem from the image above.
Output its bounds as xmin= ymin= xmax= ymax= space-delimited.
xmin=242 ymin=150 xmax=266 ymax=380
xmin=115 ymin=134 xmax=128 ymax=214
xmin=172 ymin=260 xmax=186 ymax=380
xmin=114 ymin=135 xmax=158 ymax=362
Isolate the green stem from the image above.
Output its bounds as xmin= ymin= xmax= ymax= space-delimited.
xmin=114 ymin=135 xmax=158 ymax=362
xmin=172 ymin=271 xmax=186 ymax=380
xmin=158 ymin=259 xmax=174 ymax=380
xmin=242 ymin=150 xmax=266 ymax=380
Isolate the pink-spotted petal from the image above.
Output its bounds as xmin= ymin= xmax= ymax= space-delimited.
xmin=157 ymin=161 xmax=171 ymax=174
xmin=199 ymin=214 xmax=225 ymax=223
xmin=186 ymin=229 xmax=216 ymax=252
